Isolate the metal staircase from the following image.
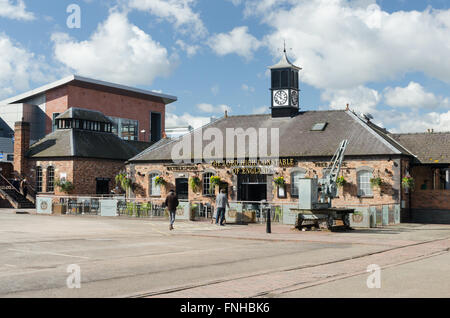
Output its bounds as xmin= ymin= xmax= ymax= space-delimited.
xmin=0 ymin=174 xmax=35 ymax=209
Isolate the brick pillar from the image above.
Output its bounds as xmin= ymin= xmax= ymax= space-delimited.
xmin=13 ymin=121 xmax=30 ymax=177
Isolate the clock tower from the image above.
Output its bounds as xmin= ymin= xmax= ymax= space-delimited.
xmin=269 ymin=48 xmax=302 ymax=118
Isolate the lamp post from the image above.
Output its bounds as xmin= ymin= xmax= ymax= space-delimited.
xmin=140 ymin=129 xmax=147 ymax=142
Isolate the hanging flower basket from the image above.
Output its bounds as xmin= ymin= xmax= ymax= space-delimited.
xmin=402 ymin=177 xmax=415 ymax=191
xmin=370 ymin=177 xmax=383 ymax=188
xmin=154 ymin=176 xmax=167 ymax=187
xmin=210 ymin=176 xmax=222 ymax=191
xmin=273 ymin=176 xmax=286 ymax=187
xmin=189 ymin=176 xmax=201 ymax=193
xmin=336 ymin=176 xmax=347 ymax=188
xmin=115 ymin=173 xmax=132 ymax=192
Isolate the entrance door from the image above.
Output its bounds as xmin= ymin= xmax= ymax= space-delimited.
xmin=96 ymin=179 xmax=110 ymax=195
xmin=176 ymin=178 xmax=188 ymax=200
xmin=238 ymin=174 xmax=267 ymax=202
xmin=150 ymin=112 xmax=162 ymax=142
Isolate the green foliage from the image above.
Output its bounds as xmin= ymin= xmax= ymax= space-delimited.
xmin=115 ymin=173 xmax=131 ymax=192
xmin=402 ymin=177 xmax=415 ymax=190
xmin=154 ymin=176 xmax=166 ymax=187
xmin=189 ymin=176 xmax=201 ymax=193
xmin=210 ymin=176 xmax=221 ymax=191
xmin=273 ymin=176 xmax=285 ymax=187
xmin=55 ymin=179 xmax=75 ymax=194
xmin=336 ymin=176 xmax=347 ymax=188
xmin=370 ymin=177 xmax=383 ymax=188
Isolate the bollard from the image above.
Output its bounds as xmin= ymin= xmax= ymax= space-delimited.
xmin=266 ymin=207 xmax=271 ymax=234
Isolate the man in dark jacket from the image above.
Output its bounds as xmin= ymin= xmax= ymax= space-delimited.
xmin=165 ymin=190 xmax=179 ymax=230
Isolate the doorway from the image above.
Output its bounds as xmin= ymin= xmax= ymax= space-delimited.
xmin=96 ymin=178 xmax=110 ymax=195
xmin=238 ymin=174 xmax=267 ymax=202
xmin=176 ymin=178 xmax=188 ymax=200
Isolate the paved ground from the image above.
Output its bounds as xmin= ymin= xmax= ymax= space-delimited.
xmin=0 ymin=209 xmax=449 ymax=298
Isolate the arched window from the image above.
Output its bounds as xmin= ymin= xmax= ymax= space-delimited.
xmin=36 ymin=167 xmax=43 ymax=193
xmin=149 ymin=173 xmax=161 ymax=196
xmin=357 ymin=170 xmax=373 ymax=196
xmin=291 ymin=170 xmax=306 ymax=197
xmin=203 ymin=172 xmax=214 ymax=196
xmin=46 ymin=166 xmax=55 ymax=193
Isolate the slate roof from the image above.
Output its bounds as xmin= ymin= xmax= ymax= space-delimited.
xmin=56 ymin=108 xmax=113 ymax=123
xmin=26 ymin=129 xmax=143 ymax=160
xmin=129 ymin=110 xmax=410 ymax=163
xmin=390 ymin=133 xmax=450 ymax=164
xmin=0 ymin=137 xmax=13 ymax=153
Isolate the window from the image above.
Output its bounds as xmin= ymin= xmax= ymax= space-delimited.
xmin=52 ymin=113 xmax=60 ymax=132
xmin=36 ymin=167 xmax=43 ymax=193
xmin=108 ymin=117 xmax=139 ymax=140
xmin=46 ymin=166 xmax=55 ymax=193
xmin=281 ymin=70 xmax=289 ymax=87
xmin=272 ymin=70 xmax=281 ymax=89
xmin=149 ymin=173 xmax=161 ymax=196
xmin=291 ymin=171 xmax=306 ymax=197
xmin=357 ymin=170 xmax=373 ymax=196
xmin=203 ymin=172 xmax=214 ymax=196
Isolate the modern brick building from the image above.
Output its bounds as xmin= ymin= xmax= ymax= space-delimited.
xmin=0 ymin=75 xmax=177 ymax=143
xmin=14 ymin=108 xmax=151 ymax=196
xmin=126 ymin=52 xmax=450 ymax=224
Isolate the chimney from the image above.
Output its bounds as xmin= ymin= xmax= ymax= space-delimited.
xmin=13 ymin=121 xmax=30 ymax=177
xmin=345 ymin=103 xmax=350 ymax=111
xmin=224 ymin=110 xmax=228 ymax=118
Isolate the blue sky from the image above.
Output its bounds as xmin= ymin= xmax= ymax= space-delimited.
xmin=1 ymin=0 xmax=450 ymax=133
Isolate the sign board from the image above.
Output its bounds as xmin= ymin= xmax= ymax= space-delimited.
xmin=37 ymin=197 xmax=52 ymax=214
xmin=100 ymin=199 xmax=118 ymax=217
xmin=176 ymin=201 xmax=190 ymax=220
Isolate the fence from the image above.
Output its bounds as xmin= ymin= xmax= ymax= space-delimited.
xmin=36 ymin=195 xmax=401 ymax=228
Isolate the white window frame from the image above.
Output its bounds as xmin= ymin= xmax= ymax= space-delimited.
xmin=149 ymin=173 xmax=161 ymax=196
xmin=357 ymin=170 xmax=373 ymax=197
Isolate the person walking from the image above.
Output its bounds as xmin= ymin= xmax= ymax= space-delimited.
xmin=165 ymin=190 xmax=179 ymax=230
xmin=215 ymin=189 xmax=230 ymax=226
xmin=20 ymin=178 xmax=28 ymax=198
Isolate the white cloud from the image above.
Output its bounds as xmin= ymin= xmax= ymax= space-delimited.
xmin=51 ymin=12 xmax=174 ymax=86
xmin=322 ymin=85 xmax=380 ymax=114
xmin=128 ymin=0 xmax=207 ymax=38
xmin=197 ymin=103 xmax=231 ymax=114
xmin=377 ymin=109 xmax=450 ymax=133
xmin=249 ymin=0 xmax=450 ymax=90
xmin=0 ymin=33 xmax=52 ymax=99
xmin=384 ymin=82 xmax=449 ymax=109
xmin=175 ymin=39 xmax=200 ymax=57
xmin=208 ymin=26 xmax=262 ymax=60
xmin=166 ymin=112 xmax=212 ymax=129
xmin=0 ymin=0 xmax=34 ymax=20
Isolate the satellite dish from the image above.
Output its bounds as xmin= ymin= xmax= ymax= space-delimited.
xmin=362 ymin=113 xmax=374 ymax=122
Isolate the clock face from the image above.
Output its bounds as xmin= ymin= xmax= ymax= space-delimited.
xmin=273 ymin=90 xmax=288 ymax=106
xmin=291 ymin=90 xmax=299 ymax=106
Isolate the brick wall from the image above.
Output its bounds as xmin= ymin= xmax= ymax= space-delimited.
xmin=25 ymin=158 xmax=124 ymax=195
xmin=129 ymin=157 xmax=402 ymax=207
xmin=411 ymin=190 xmax=450 ymax=210
xmin=44 ymin=85 xmax=166 ymax=141
xmin=13 ymin=122 xmax=30 ymax=178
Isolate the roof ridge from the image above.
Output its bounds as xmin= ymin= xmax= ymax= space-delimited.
xmin=345 ymin=110 xmax=403 ymax=155
xmin=129 ymin=115 xmax=228 ymax=162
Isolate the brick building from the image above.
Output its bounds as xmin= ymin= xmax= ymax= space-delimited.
xmin=0 ymin=75 xmax=177 ymax=143
xmin=126 ymin=51 xmax=450 ymax=224
xmin=14 ymin=108 xmax=150 ymax=196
